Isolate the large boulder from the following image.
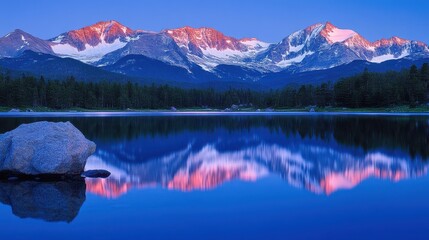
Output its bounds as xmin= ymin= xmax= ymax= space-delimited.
xmin=0 ymin=121 xmax=96 ymax=175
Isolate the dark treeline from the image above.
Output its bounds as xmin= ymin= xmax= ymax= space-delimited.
xmin=0 ymin=64 xmax=428 ymax=109
xmin=334 ymin=64 xmax=429 ymax=107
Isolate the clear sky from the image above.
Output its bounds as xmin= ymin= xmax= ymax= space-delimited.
xmin=1 ymin=0 xmax=428 ymax=43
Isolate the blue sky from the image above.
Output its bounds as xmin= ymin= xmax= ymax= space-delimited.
xmin=1 ymin=0 xmax=428 ymax=43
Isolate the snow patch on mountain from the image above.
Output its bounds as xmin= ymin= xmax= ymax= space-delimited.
xmin=370 ymin=49 xmax=410 ymax=63
xmin=289 ymin=42 xmax=305 ymax=53
xmin=370 ymin=54 xmax=396 ymax=63
xmin=201 ymin=41 xmax=269 ymax=61
xmin=326 ymin=28 xmax=357 ymax=43
xmin=202 ymin=47 xmax=245 ymax=59
xmin=276 ymin=51 xmax=314 ymax=68
xmin=309 ymin=24 xmax=325 ymax=39
xmin=52 ymin=38 xmax=127 ymax=63
xmin=51 ymin=35 xmax=64 ymax=44
xmin=239 ymin=38 xmax=270 ymax=51
xmin=17 ymin=34 xmax=30 ymax=50
xmin=165 ymin=27 xmax=271 ymax=71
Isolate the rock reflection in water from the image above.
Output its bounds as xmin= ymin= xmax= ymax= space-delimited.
xmin=0 ymin=179 xmax=86 ymax=222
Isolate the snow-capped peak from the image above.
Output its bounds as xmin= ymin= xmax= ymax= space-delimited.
xmin=258 ymin=21 xmax=429 ymax=71
xmin=373 ymin=36 xmax=410 ymax=47
xmin=164 ymin=26 xmax=270 ymax=70
xmin=320 ymin=22 xmax=358 ymax=43
xmin=49 ymin=20 xmax=136 ymax=63
xmin=164 ymin=26 xmax=245 ymax=51
xmin=50 ymin=20 xmax=134 ymax=49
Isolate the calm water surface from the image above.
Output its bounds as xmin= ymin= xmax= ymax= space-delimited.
xmin=0 ymin=113 xmax=429 ymax=239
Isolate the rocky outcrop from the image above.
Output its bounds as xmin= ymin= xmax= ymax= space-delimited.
xmin=0 ymin=121 xmax=96 ymax=176
xmin=82 ymin=169 xmax=111 ymax=178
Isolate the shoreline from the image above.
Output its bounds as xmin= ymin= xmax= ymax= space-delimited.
xmin=2 ymin=105 xmax=429 ymax=113
xmin=1 ymin=111 xmax=429 ymax=117
xmin=2 ymin=106 xmax=429 ymax=116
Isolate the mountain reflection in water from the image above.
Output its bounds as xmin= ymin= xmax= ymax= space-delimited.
xmin=74 ymin=115 xmax=429 ymax=198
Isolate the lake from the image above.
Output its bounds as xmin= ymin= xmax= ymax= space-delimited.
xmin=1 ymin=113 xmax=429 ymax=240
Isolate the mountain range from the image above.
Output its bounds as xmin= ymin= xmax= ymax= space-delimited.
xmin=1 ymin=20 xmax=428 ymax=88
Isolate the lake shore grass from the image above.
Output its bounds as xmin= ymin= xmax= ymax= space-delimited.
xmin=1 ymin=105 xmax=429 ymax=113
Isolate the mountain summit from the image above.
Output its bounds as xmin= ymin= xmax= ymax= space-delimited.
xmin=257 ymin=22 xmax=429 ymax=71
xmin=164 ymin=26 xmax=270 ymax=70
xmin=0 ymin=29 xmax=53 ymax=57
xmin=49 ymin=20 xmax=135 ymax=63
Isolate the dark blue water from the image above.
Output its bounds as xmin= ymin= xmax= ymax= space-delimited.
xmin=1 ymin=113 xmax=429 ymax=240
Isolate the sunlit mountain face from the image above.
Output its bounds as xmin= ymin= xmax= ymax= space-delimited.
xmin=67 ymin=116 xmax=429 ymax=198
